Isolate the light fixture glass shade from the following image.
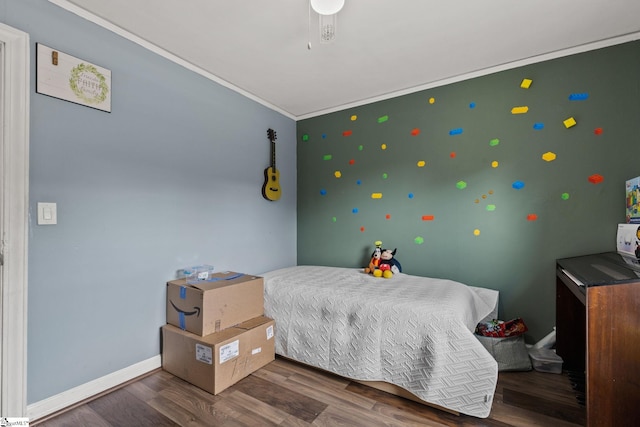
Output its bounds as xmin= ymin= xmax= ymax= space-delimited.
xmin=310 ymin=0 xmax=345 ymax=16
xmin=319 ymin=13 xmax=337 ymax=43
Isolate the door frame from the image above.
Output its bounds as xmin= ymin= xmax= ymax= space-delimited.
xmin=0 ymin=22 xmax=30 ymax=417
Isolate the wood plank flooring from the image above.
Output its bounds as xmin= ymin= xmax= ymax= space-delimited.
xmin=33 ymin=356 xmax=585 ymax=426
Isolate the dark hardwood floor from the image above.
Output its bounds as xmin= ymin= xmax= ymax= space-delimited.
xmin=33 ymin=356 xmax=585 ymax=426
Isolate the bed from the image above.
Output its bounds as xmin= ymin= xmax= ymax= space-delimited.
xmin=262 ymin=265 xmax=500 ymax=418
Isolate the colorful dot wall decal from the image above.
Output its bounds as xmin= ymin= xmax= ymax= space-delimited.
xmin=323 ymin=154 xmax=332 ymax=160
xmin=358 ymin=145 xmax=363 ymax=151
xmin=382 ymin=173 xmax=388 ymax=179
xmin=321 ymin=133 xmax=326 ymax=138
xmin=449 ymin=128 xmax=463 ymax=136
xmin=356 ymin=179 xmax=362 ymax=185
xmin=349 ymin=159 xmax=355 ymax=165
xmin=533 ymin=123 xmax=545 ymax=130
xmin=360 ymin=226 xmax=365 ymax=232
xmin=408 ymin=193 xmax=414 ymax=199
xmin=332 ymin=217 xmax=337 ymax=222
xmin=491 ymin=161 xmax=499 ymax=168
xmin=385 ymin=214 xmax=391 ymax=220
xmin=371 ymin=193 xmax=383 ymax=199
xmin=561 ymin=193 xmax=570 ymax=200
xmin=588 ymin=174 xmax=604 ymax=184
xmin=450 ymin=152 xmax=457 ymax=158
xmin=527 ymin=214 xmax=538 ymax=221
xmin=352 ymin=208 xmax=359 ymax=214
xmin=415 ymin=236 xmax=425 ymax=244
xmin=421 ymin=215 xmax=435 ymax=221
xmin=302 ymin=134 xmax=309 ymax=141
xmin=429 ymin=97 xmax=435 ymax=104
xmin=469 ymin=102 xmax=476 ymax=109
xmin=377 ymin=115 xmax=389 ymax=123
xmin=512 ymin=180 xmax=525 ymax=190
xmin=320 ymin=189 xmax=327 ymax=195
xmin=334 ymin=171 xmax=342 ymax=178
xmin=594 ymin=127 xmax=603 ymax=135
xmin=489 ymin=138 xmax=500 ymax=146
xmin=381 ymin=144 xmax=387 ymax=150
xmin=417 ymin=160 xmax=426 ymax=167
xmin=411 ymin=128 xmax=420 ymax=136
xmin=342 ymin=130 xmax=353 ymax=136
xmin=473 ymin=229 xmax=481 ymax=236
xmin=486 ymin=205 xmax=496 ymax=211
xmin=456 ymin=181 xmax=467 ymax=189
xmin=350 ymin=115 xmax=357 ymax=121
xmin=542 ymin=152 xmax=556 ymax=162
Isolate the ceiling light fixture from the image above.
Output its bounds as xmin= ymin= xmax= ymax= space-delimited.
xmin=310 ymin=0 xmax=345 ymax=44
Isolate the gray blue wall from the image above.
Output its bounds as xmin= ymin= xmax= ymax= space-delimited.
xmin=1 ymin=0 xmax=296 ymax=404
xmin=297 ymin=40 xmax=640 ymax=342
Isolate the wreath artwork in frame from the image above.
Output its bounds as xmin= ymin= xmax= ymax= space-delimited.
xmin=36 ymin=43 xmax=111 ymax=112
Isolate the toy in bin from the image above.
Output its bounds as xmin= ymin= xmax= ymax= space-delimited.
xmin=475 ymin=318 xmax=528 ymax=338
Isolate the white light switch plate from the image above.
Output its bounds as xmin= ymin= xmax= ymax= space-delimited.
xmin=37 ymin=202 xmax=57 ymax=225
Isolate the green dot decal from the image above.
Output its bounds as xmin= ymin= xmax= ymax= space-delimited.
xmin=414 ymin=236 xmax=424 ymax=245
xmin=302 ymin=134 xmax=309 ymax=141
xmin=486 ymin=204 xmax=496 ymax=211
xmin=456 ymin=181 xmax=467 ymax=189
xmin=323 ymin=154 xmax=332 ymax=160
xmin=489 ymin=138 xmax=500 ymax=146
xmin=561 ymin=193 xmax=570 ymax=200
xmin=358 ymin=145 xmax=364 ymax=151
xmin=332 ymin=217 xmax=337 ymax=222
xmin=377 ymin=115 xmax=389 ymax=123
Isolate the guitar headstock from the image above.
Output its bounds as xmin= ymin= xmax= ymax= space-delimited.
xmin=267 ymin=128 xmax=277 ymax=142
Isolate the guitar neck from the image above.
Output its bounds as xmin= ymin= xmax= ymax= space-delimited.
xmin=271 ymin=140 xmax=276 ymax=170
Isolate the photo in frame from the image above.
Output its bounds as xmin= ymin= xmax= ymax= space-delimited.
xmin=36 ymin=43 xmax=111 ymax=112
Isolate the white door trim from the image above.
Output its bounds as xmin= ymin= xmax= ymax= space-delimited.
xmin=0 ymin=22 xmax=30 ymax=417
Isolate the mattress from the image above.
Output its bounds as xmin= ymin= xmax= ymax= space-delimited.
xmin=262 ymin=265 xmax=499 ymax=418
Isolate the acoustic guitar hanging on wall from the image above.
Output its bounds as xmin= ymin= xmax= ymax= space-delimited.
xmin=262 ymin=128 xmax=281 ymax=201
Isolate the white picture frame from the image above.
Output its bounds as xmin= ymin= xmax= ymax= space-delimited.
xmin=36 ymin=43 xmax=111 ymax=112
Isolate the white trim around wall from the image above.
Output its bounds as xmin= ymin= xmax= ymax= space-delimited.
xmin=0 ymin=22 xmax=30 ymax=418
xmin=27 ymin=355 xmax=161 ymax=421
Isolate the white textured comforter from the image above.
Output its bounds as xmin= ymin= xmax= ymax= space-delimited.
xmin=262 ymin=265 xmax=499 ymax=418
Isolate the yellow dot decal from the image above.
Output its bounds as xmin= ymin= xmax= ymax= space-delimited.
xmin=429 ymin=97 xmax=435 ymax=104
xmin=371 ymin=193 xmax=383 ymax=199
xmin=473 ymin=229 xmax=481 ymax=236
xmin=417 ymin=160 xmax=426 ymax=167
xmin=351 ymin=115 xmax=357 ymax=121
xmin=491 ymin=161 xmax=499 ymax=168
xmin=334 ymin=171 xmax=342 ymax=178
xmin=381 ymin=144 xmax=387 ymax=150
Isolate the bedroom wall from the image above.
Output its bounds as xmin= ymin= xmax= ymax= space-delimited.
xmin=1 ymin=0 xmax=296 ymax=405
xmin=296 ymin=40 xmax=640 ymax=342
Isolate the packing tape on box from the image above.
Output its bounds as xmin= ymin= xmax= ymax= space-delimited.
xmin=179 ymin=312 xmax=186 ymax=330
xmin=180 ymin=286 xmax=187 ymax=299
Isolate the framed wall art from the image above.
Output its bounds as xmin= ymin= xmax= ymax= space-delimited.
xmin=36 ymin=43 xmax=111 ymax=112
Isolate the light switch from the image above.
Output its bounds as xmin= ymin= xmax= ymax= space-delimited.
xmin=37 ymin=202 xmax=57 ymax=225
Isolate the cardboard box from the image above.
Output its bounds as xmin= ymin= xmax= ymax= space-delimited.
xmin=162 ymin=316 xmax=275 ymax=395
xmin=166 ymin=271 xmax=263 ymax=336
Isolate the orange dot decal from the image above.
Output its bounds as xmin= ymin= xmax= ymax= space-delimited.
xmin=527 ymin=214 xmax=538 ymax=221
xmin=411 ymin=128 xmax=420 ymax=136
xmin=421 ymin=215 xmax=435 ymax=221
xmin=342 ymin=130 xmax=353 ymax=137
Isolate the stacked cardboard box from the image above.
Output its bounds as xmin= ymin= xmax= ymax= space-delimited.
xmin=162 ymin=271 xmax=275 ymax=394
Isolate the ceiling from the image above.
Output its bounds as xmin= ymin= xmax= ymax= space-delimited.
xmin=51 ymin=0 xmax=640 ymax=120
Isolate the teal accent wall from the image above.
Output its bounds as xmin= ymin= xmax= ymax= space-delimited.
xmin=297 ymin=41 xmax=640 ymax=341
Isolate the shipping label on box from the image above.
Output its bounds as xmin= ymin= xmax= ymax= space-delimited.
xmin=166 ymin=271 xmax=264 ymax=336
xmin=162 ymin=316 xmax=275 ymax=395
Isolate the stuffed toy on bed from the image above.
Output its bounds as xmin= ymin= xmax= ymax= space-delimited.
xmin=364 ymin=242 xmax=402 ymax=278
xmin=364 ymin=241 xmax=383 ymax=274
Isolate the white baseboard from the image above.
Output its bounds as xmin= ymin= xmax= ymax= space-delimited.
xmin=27 ymin=355 xmax=161 ymax=421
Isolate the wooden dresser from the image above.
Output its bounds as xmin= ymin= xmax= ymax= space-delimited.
xmin=556 ymin=252 xmax=640 ymax=427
